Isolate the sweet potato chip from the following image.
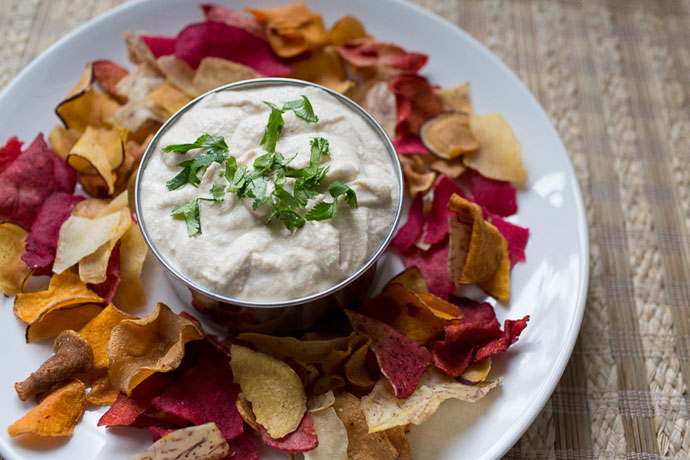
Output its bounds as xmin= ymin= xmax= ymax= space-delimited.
xmin=93 ymin=60 xmax=130 ymax=102
xmin=47 ymin=123 xmax=94 ymax=161
xmin=8 ymin=379 xmax=86 ymax=437
xmin=79 ymin=208 xmax=132 ymax=284
xmin=399 ymin=154 xmax=436 ymax=198
xmin=86 ymin=370 xmax=120 ymax=405
xmin=0 ymin=136 xmax=23 ymax=173
xmin=0 ymin=222 xmax=31 ymax=296
xmin=360 ymin=81 xmax=396 ymax=138
xmin=360 ymin=368 xmax=501 ymax=432
xmin=337 ymin=38 xmax=427 ymax=73
xmin=464 ymin=113 xmax=527 ymax=184
xmin=389 ymin=74 xmax=442 ymax=138
xmin=25 ymin=302 xmax=103 ymax=343
xmin=289 ymin=46 xmax=351 ymax=93
xmin=437 ymin=82 xmax=473 ymax=114
xmin=0 ymin=134 xmax=77 ymax=229
xmin=304 ymin=406 xmax=348 ymax=460
xmin=246 ymin=2 xmax=328 ymax=58
xmin=112 ymin=223 xmax=148 ymax=310
xmin=260 ymin=411 xmax=318 ymax=452
xmin=229 ymin=344 xmax=306 ymax=439
xmin=79 ymin=304 xmax=136 ymax=369
xmin=128 ymin=422 xmax=230 ymax=460
xmin=108 ymin=303 xmax=204 ymax=395
xmin=201 ymin=3 xmax=266 ymax=39
xmin=98 ymin=372 xmax=175 ymax=427
xmin=147 ymin=83 xmax=188 ymax=116
xmin=67 ymin=125 xmax=126 ymax=195
xmin=384 ymin=266 xmax=429 ymax=293
xmin=13 ymin=270 xmax=104 ymax=324
xmin=476 ymin=236 xmax=510 ymax=301
xmin=56 ymin=64 xmax=120 ymax=132
xmin=236 ymin=332 xmax=353 ymax=364
xmin=390 ymin=196 xmax=424 ymax=253
xmin=345 ymin=310 xmax=430 ymax=399
xmin=328 ymin=15 xmax=368 ymax=45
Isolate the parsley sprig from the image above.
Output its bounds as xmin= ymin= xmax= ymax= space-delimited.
xmin=165 ymin=95 xmax=356 ymax=237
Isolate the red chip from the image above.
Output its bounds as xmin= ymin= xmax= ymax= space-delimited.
xmin=140 ymin=34 xmax=176 ymax=58
xmin=0 ymin=134 xmax=76 ymax=229
xmin=260 ymin=411 xmax=318 ymax=452
xmin=393 ymin=137 xmax=430 ymax=155
xmin=200 ymin=3 xmax=266 ymax=39
xmin=88 ymin=247 xmax=121 ymax=303
xmin=21 ymin=192 xmax=84 ymax=275
xmin=388 ymin=74 xmax=443 ymax=138
xmin=466 ymin=169 xmax=517 ymax=217
xmin=92 ymin=60 xmax=129 ymax=100
xmin=174 ymin=21 xmax=292 ymax=75
xmin=474 ymin=315 xmax=529 ymax=362
xmin=423 ymin=175 xmax=466 ymax=246
xmin=337 ymin=38 xmax=428 ymax=73
xmin=148 ymin=425 xmax=176 ymax=442
xmin=390 ymin=195 xmax=424 ymax=253
xmin=226 ymin=433 xmax=258 ymax=460
xmin=98 ymin=372 xmax=175 ymax=427
xmin=486 ymin=214 xmax=529 ymax=266
xmin=0 ymin=136 xmax=23 ymax=174
xmin=346 ymin=309 xmax=430 ymax=398
xmin=401 ymin=239 xmax=454 ymax=300
xmin=151 ymin=345 xmax=243 ymax=441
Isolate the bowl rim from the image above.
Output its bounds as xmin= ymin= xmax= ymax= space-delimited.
xmin=135 ymin=77 xmax=404 ymax=309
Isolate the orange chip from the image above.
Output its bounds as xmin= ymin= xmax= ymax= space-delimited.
xmin=477 ymin=236 xmax=511 ymax=302
xmin=107 ymin=303 xmax=203 ymax=395
xmin=79 ymin=304 xmax=136 ymax=369
xmin=0 ymin=222 xmax=31 ymax=297
xmin=111 ymin=223 xmax=148 ymax=310
xmin=7 ymin=379 xmax=86 ymax=437
xmin=13 ymin=270 xmax=104 ymax=324
xmin=48 ymin=124 xmax=82 ymax=160
xmin=25 ymin=303 xmax=103 ymax=343
xmin=328 ymin=15 xmax=368 ymax=45
xmin=289 ymin=46 xmax=352 ymax=93
xmin=85 ymin=370 xmax=119 ymax=406
xmin=246 ymin=2 xmax=328 ymax=58
xmin=383 ymin=266 xmax=429 ymax=293
xmin=399 ymin=154 xmax=436 ymax=198
xmin=147 ymin=81 xmax=193 ymax=115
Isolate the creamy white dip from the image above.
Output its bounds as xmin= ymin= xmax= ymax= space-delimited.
xmin=139 ymin=85 xmax=399 ymax=302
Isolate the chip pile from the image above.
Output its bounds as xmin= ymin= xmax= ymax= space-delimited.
xmin=3 ymin=3 xmax=532 ymax=459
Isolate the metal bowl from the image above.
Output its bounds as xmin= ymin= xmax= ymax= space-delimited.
xmin=135 ymin=78 xmax=403 ymax=332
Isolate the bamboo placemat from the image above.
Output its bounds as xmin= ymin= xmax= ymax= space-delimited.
xmin=1 ymin=0 xmax=688 ymax=458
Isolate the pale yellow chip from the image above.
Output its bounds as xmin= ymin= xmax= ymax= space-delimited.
xmin=112 ymin=223 xmax=148 ymax=311
xmin=230 ymin=344 xmax=306 ymax=439
xmin=79 ymin=304 xmax=136 ymax=369
xmin=304 ymin=406 xmax=349 ymax=460
xmin=156 ymin=56 xmax=197 ymax=98
xmin=128 ymin=423 xmax=229 ymax=460
xmin=308 ymin=390 xmax=336 ymax=413
xmin=327 ymin=15 xmax=368 ymax=45
xmin=79 ymin=208 xmax=132 ymax=284
xmin=464 ymin=113 xmax=527 ymax=184
xmin=419 ymin=111 xmax=478 ymax=159
xmin=289 ymin=46 xmax=352 ymax=94
xmin=192 ymin=57 xmax=261 ymax=95
xmin=108 ymin=303 xmax=203 ymax=395
xmin=53 ymin=212 xmax=122 ymax=274
xmin=0 ymin=222 xmax=31 ymax=297
xmin=460 ymin=357 xmax=492 ymax=384
xmin=399 ymin=154 xmax=436 ymax=198
xmin=360 ymin=368 xmax=501 ymax=432
xmin=48 ymin=124 xmax=82 ymax=160
xmin=236 ymin=332 xmax=353 ymax=364
xmin=123 ymin=31 xmax=157 ymax=68
xmin=147 ymin=81 xmax=192 ymax=116
xmin=437 ymin=82 xmax=474 ymax=114
xmin=7 ymin=379 xmax=86 ymax=437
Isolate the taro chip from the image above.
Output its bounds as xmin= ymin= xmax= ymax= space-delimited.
xmin=337 ymin=38 xmax=427 ymax=73
xmin=393 ymin=137 xmax=430 ymax=155
xmin=192 ymin=57 xmax=262 ymax=95
xmin=67 ymin=125 xmax=127 ymax=195
xmin=0 ymin=222 xmax=31 ymax=296
xmin=112 ymin=223 xmax=148 ymax=310
xmin=359 ymin=81 xmax=396 ymax=138
xmin=140 ymin=34 xmax=176 ymax=58
xmin=93 ymin=60 xmax=130 ymax=102
xmin=13 ymin=270 xmax=104 ymax=324
xmin=98 ymin=372 xmax=175 ymax=427
xmin=304 ymin=407 xmax=348 ymax=460
xmin=80 ymin=304 xmax=136 ymax=369
xmin=201 ymin=3 xmax=267 ymax=39
xmin=0 ymin=134 xmax=77 ymax=229
xmin=402 ymin=240 xmax=454 ymax=300
xmin=388 ymin=73 xmax=443 ymax=137
xmin=88 ymin=246 xmax=121 ymax=303
xmin=437 ymin=82 xmax=474 ymax=114
xmin=128 ymin=422 xmax=230 ymax=460
xmin=399 ymin=154 xmax=436 ymax=198
xmin=151 ymin=346 xmax=243 ymax=441
xmin=175 ymin=21 xmax=292 ymax=75
xmin=7 ymin=379 xmax=86 ymax=437
xmin=260 ymin=411 xmax=318 ymax=452
xmin=289 ymin=46 xmax=352 ymax=93
xmin=422 ymin=175 xmax=466 ymax=245
xmin=328 ymin=15 xmax=368 ymax=45
xmin=360 ymin=368 xmax=501 ymax=432
xmin=246 ymin=2 xmax=328 ymax=58
xmin=107 ymin=303 xmax=204 ymax=395
xmin=487 ymin=214 xmax=529 ymax=266
xmin=390 ymin=195 xmax=424 ymax=253
xmin=464 ymin=113 xmax=527 ymax=184
xmin=22 ymin=192 xmax=84 ymax=274
xmin=229 ymin=344 xmax=306 ymax=439
xmin=467 ymin=169 xmax=517 ymax=216
xmin=345 ymin=310 xmax=430 ymax=399
xmin=0 ymin=136 xmax=22 ymax=173
xmin=25 ymin=302 xmax=103 ymax=343
xmin=236 ymin=332 xmax=353 ymax=364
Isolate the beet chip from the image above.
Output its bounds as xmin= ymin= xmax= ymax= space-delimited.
xmin=467 ymin=169 xmax=517 ymax=217
xmin=431 ymin=298 xmax=528 ymax=377
xmin=174 ymin=21 xmax=292 ymax=75
xmin=0 ymin=134 xmax=76 ymax=229
xmin=201 ymin=3 xmax=266 ymax=39
xmin=149 ymin=425 xmax=176 ymax=442
xmin=21 ymin=192 xmax=84 ymax=274
xmin=93 ymin=60 xmax=129 ymax=101
xmin=388 ymin=74 xmax=443 ymax=138
xmin=226 ymin=433 xmax=258 ymax=460
xmin=345 ymin=310 xmax=430 ymax=399
xmin=337 ymin=38 xmax=428 ymax=73
xmin=88 ymin=247 xmax=121 ymax=303
xmin=140 ymin=34 xmax=176 ymax=58
xmin=423 ymin=175 xmax=466 ymax=246
xmin=151 ymin=346 xmax=243 ymax=441
xmin=486 ymin=214 xmax=529 ymax=266
xmin=393 ymin=137 xmax=430 ymax=155
xmin=260 ymin=411 xmax=318 ymax=452
xmin=98 ymin=372 xmax=174 ymax=427
xmin=390 ymin=196 xmax=424 ymax=253
xmin=0 ymin=136 xmax=23 ymax=174
xmin=402 ymin=239 xmax=453 ymax=300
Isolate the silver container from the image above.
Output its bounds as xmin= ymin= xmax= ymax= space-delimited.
xmin=135 ymin=78 xmax=403 ymax=334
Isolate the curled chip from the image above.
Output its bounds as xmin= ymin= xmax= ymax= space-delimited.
xmin=437 ymin=82 xmax=474 ymax=114
xmin=488 ymin=213 xmax=529 ymax=267
xmin=419 ymin=111 xmax=479 ymax=159
xmin=337 ymin=38 xmax=427 ymax=73
xmin=447 ymin=193 xmax=505 ymax=285
xmin=388 ymin=74 xmax=443 ymax=138
xmin=67 ymin=125 xmax=127 ymax=195
xmin=328 ymin=15 xmax=368 ymax=45
xmin=13 ymin=270 xmax=104 ymax=324
xmin=88 ymin=248 xmax=121 ymax=303
xmin=464 ymin=113 xmax=527 ymax=184
xmin=246 ymin=2 xmax=328 ymax=58
xmin=289 ymin=46 xmax=352 ymax=93
xmin=304 ymin=406 xmax=348 ymax=460
xmin=25 ymin=302 xmax=103 ymax=343
xmin=360 ymin=368 xmax=501 ymax=432
xmin=260 ymin=411 xmax=318 ymax=452
xmin=0 ymin=222 xmax=31 ymax=296
xmin=459 ymin=358 xmax=492 ymax=384
xmin=360 ymin=82 xmax=396 ymax=138
xmin=48 ymin=125 xmax=82 ymax=160
xmin=344 ymin=340 xmax=376 ymax=389
xmin=79 ymin=304 xmax=136 ymax=370
xmin=201 ymin=3 xmax=266 ymax=39
xmin=229 ymin=344 xmax=306 ymax=439
xmin=384 ymin=266 xmax=429 ymax=293
xmin=112 ymin=66 xmax=168 ymax=141
xmin=79 ymin=206 xmax=132 ymax=284
xmin=236 ymin=332 xmax=353 ymax=364
xmin=399 ymin=154 xmax=436 ymax=198
xmin=423 ymin=175 xmax=466 ymax=246
xmin=128 ymin=422 xmax=229 ymax=460
xmin=477 ymin=236 xmax=511 ymax=302
xmin=108 ymin=303 xmax=204 ymax=395
xmin=345 ymin=310 xmax=430 ymax=399
xmin=8 ymin=379 xmax=86 ymax=437
xmin=112 ymin=223 xmax=148 ymax=310
xmin=147 ymin=82 xmax=191 ymax=117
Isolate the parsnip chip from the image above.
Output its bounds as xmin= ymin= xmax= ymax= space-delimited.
xmin=289 ymin=46 xmax=352 ymax=93
xmin=26 ymin=303 xmax=103 ymax=343
xmin=53 ymin=211 xmax=122 ymax=274
xmin=236 ymin=332 xmax=353 ymax=363
xmin=79 ymin=304 xmax=136 ymax=369
xmin=108 ymin=303 xmax=203 ymax=395
xmin=419 ymin=111 xmax=479 ymax=159
xmin=86 ymin=370 xmax=120 ymax=405
xmin=112 ymin=223 xmax=148 ymax=310
xmin=360 ymin=368 xmax=501 ymax=432
xmin=460 ymin=358 xmax=492 ymax=384
xmin=48 ymin=124 xmax=82 ymax=160
xmin=7 ymin=379 xmax=86 ymax=437
xmin=399 ymin=154 xmax=436 ymax=198
xmin=147 ymin=81 xmax=192 ymax=116
xmin=437 ymin=82 xmax=474 ymax=114
xmin=112 ymin=64 xmax=167 ymax=140
xmin=447 ymin=194 xmax=505 ymax=284
xmin=128 ymin=422 xmax=230 ymax=460
xmin=0 ymin=222 xmax=31 ymax=296
xmin=156 ymin=56 xmax=197 ymax=98
xmin=328 ymin=15 xmax=368 ymax=45
xmin=308 ymin=390 xmax=335 ymax=413
xmin=13 ymin=270 xmax=104 ymax=324
xmin=304 ymin=407 xmax=349 ymax=460
xmin=230 ymin=344 xmax=307 ymax=439
xmin=79 ymin=208 xmax=132 ymax=284
xmin=192 ymin=57 xmax=261 ymax=94
xmin=464 ymin=113 xmax=527 ymax=184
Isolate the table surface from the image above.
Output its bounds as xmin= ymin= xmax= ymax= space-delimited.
xmin=1 ymin=0 xmax=689 ymax=458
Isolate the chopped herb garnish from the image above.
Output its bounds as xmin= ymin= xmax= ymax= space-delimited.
xmin=165 ymin=134 xmax=229 ymax=190
xmin=260 ymin=102 xmax=285 ymax=154
xmin=171 ymin=199 xmax=201 ymax=237
xmin=282 ymin=95 xmax=319 ymax=122
xmin=306 ymin=181 xmax=358 ymax=222
xmin=209 ymin=183 xmax=226 ymax=202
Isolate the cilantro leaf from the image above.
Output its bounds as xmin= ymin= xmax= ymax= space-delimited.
xmin=273 ymin=183 xmax=304 ymax=210
xmin=283 ymin=96 xmax=318 ymax=122
xmin=165 ymin=135 xmax=229 ymax=189
xmin=209 ymin=183 xmax=226 ymax=202
xmin=162 ymin=134 xmax=228 ymax=153
xmin=227 ymin=165 xmax=248 ymax=193
xmin=171 ymin=199 xmax=201 ymax=236
xmin=266 ymin=200 xmax=306 ymax=231
xmin=304 ymin=137 xmax=329 ymax=177
xmin=329 ymin=181 xmax=358 ymax=208
xmin=305 ymin=201 xmax=337 ymax=221
xmin=260 ymin=102 xmax=285 ymax=154
xmin=166 ymin=166 xmax=196 ymax=190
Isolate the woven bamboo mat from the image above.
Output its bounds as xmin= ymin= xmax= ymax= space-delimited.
xmin=1 ymin=0 xmax=689 ymax=458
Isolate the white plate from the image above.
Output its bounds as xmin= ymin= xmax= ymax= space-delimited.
xmin=0 ymin=1 xmax=589 ymax=459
